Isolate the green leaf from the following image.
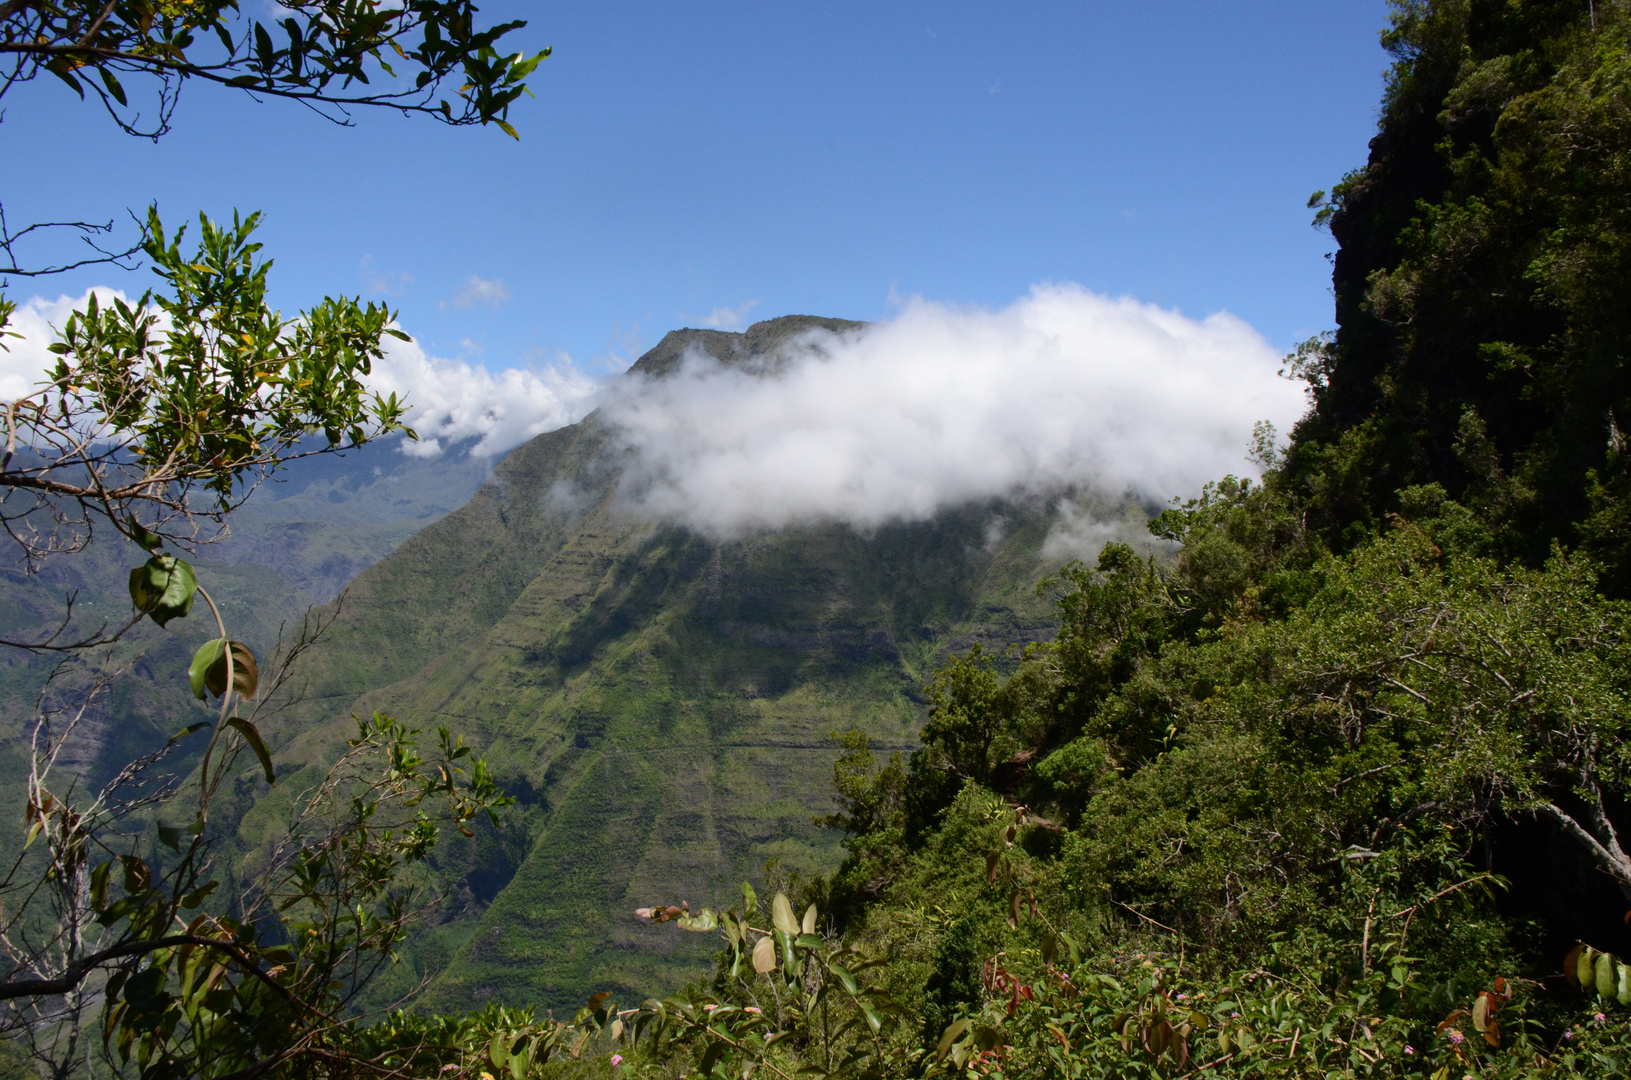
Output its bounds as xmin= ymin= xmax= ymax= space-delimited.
xmin=98 ymin=67 xmax=128 ymax=106
xmin=128 ymin=519 xmax=163 ymax=552
xmin=189 ymin=639 xmax=227 ymax=700
xmin=507 ymin=49 xmax=550 ymax=81
xmin=167 ymin=721 xmax=211 ymax=746
xmin=225 ymin=717 xmax=275 ymax=784
xmin=776 ymin=927 xmax=797 ymax=980
xmin=119 ymin=855 xmax=150 ymax=893
xmin=935 ymin=1020 xmax=970 ymax=1062
xmin=123 ymin=967 xmax=167 ymax=1011
xmin=129 ymin=555 xmax=196 ymax=627
xmin=486 ymin=1033 xmax=509 ymax=1070
xmin=751 ymin=934 xmax=775 ymax=974
xmin=677 ymin=907 xmax=718 ymax=932
xmin=830 ymin=962 xmax=859 ymax=996
xmin=90 ymin=861 xmax=112 ymax=909
xmin=772 ymin=891 xmax=798 ymax=935
xmin=741 ymin=882 xmax=758 ymax=918
xmin=494 ymin=117 xmax=519 ymax=139
xmin=1596 ymin=951 xmax=1616 ymax=998
xmin=207 ymin=641 xmax=258 ymax=699
xmin=699 ymin=1038 xmax=727 ymax=1078
xmin=47 ymin=63 xmax=85 ymax=98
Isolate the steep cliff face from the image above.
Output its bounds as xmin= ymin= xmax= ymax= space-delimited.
xmin=235 ymin=316 xmax=1129 ymax=1009
xmin=1294 ymin=2 xmax=1631 ymax=580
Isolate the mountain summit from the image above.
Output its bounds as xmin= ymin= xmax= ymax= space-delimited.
xmin=216 ymin=317 xmax=1141 ymax=1008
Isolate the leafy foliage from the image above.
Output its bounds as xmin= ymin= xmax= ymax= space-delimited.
xmin=0 ymin=1 xmax=547 ymax=140
xmin=2 ymin=209 xmax=413 ymax=577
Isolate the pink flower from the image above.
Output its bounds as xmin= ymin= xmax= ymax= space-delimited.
xmin=1404 ymin=1046 xmax=1414 ymax=1056
xmin=1594 ymin=1012 xmax=1607 ymax=1024
xmin=744 ymin=1006 xmax=762 ymax=1014
xmin=610 ymin=1055 xmax=623 ymax=1068
xmin=1446 ymin=1030 xmax=1464 ymax=1045
xmin=1564 ymin=1029 xmax=1574 ymax=1041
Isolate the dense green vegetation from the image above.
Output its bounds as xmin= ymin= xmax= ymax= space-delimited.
xmin=13 ymin=2 xmax=1631 ymax=1077
xmin=608 ymin=3 xmax=1631 ymax=1077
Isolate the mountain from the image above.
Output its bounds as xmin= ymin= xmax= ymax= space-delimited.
xmin=226 ymin=315 xmax=1150 ymax=1011
xmin=0 ymin=435 xmax=496 ymax=808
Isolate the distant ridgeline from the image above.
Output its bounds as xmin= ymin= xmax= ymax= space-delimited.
xmin=0 ymin=434 xmax=494 ymax=814
xmin=188 ymin=315 xmax=1147 ymax=1012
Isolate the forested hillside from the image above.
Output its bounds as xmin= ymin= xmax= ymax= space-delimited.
xmin=606 ymin=4 xmax=1631 ymax=1078
xmin=10 ymin=3 xmax=1631 ymax=1078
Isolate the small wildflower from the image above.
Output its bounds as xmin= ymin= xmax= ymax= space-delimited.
xmin=1564 ymin=1029 xmax=1574 ymax=1041
xmin=1230 ymin=1012 xmax=1240 ymax=1019
xmin=481 ymin=1073 xmax=495 ymax=1080
xmin=744 ymin=1006 xmax=762 ymax=1014
xmin=704 ymin=1004 xmax=717 ymax=1011
xmin=1595 ymin=1012 xmax=1608 ymax=1024
xmin=1446 ymin=1030 xmax=1465 ymax=1046
xmin=610 ymin=1055 xmax=623 ymax=1068
xmin=1176 ymin=993 xmax=1187 ymax=1000
xmin=1404 ymin=1046 xmax=1414 ymax=1056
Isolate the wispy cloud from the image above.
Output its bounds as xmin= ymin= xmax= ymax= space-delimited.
xmin=444 ymin=275 xmax=511 ymax=310
xmin=6 ymin=282 xmax=1310 ymax=536
xmin=368 ymin=333 xmax=600 ymax=458
xmin=360 ymin=254 xmax=413 ymax=297
xmin=604 ymin=283 xmax=1308 ymax=537
xmin=700 ymin=299 xmax=759 ymax=331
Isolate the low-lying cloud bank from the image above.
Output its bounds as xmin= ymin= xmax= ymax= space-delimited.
xmin=603 ymin=284 xmax=1307 ymax=537
xmin=7 ymin=284 xmax=1309 ymax=541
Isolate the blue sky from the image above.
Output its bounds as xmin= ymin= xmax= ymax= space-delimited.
xmin=3 ymin=1 xmax=1392 ymax=378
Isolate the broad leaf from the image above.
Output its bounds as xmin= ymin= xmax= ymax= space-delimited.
xmin=225 ymin=717 xmax=275 ymax=784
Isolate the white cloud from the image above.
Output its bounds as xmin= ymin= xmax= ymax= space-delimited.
xmin=7 ymin=282 xmax=1311 ymax=534
xmin=700 ymin=299 xmax=759 ymax=331
xmin=368 ymin=333 xmax=600 ymax=458
xmin=602 ymin=283 xmax=1308 ymax=538
xmin=1 ymin=288 xmax=137 ymax=401
xmin=445 ymin=276 xmax=510 ymax=310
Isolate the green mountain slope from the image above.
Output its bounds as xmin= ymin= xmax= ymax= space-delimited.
xmin=243 ymin=316 xmax=1141 ymax=1011
xmin=0 ymin=433 xmax=495 ymax=815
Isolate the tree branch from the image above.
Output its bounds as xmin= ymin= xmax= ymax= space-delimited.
xmin=1538 ymin=802 xmax=1631 ymax=902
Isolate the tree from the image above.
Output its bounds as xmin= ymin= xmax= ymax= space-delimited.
xmin=1 ymin=2 xmax=547 ymax=580
xmin=1290 ymin=1 xmax=1631 ymax=585
xmin=0 ymin=4 xmax=552 ymax=1077
xmin=2 ymin=210 xmax=412 ymax=610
